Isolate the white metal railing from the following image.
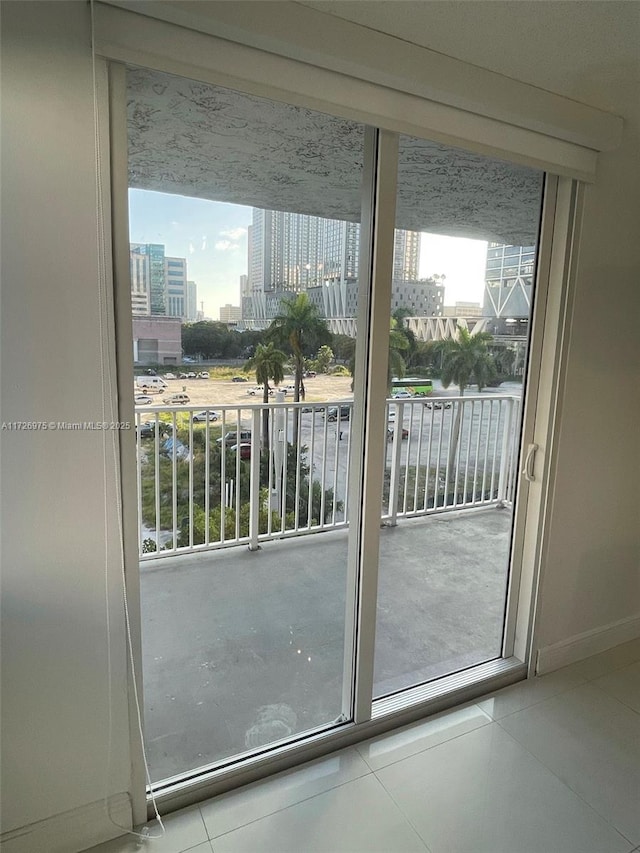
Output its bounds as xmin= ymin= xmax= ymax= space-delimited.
xmin=136 ymin=395 xmax=520 ymax=560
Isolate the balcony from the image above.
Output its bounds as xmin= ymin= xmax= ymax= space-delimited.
xmin=136 ymin=395 xmax=521 ymax=558
xmin=135 ymin=395 xmax=521 ymax=782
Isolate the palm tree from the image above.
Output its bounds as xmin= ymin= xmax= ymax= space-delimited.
xmin=269 ymin=293 xmax=330 ymax=402
xmin=388 ymin=318 xmax=409 ymax=391
xmin=245 ymin=342 xmax=287 ymax=448
xmin=269 ymin=293 xmax=330 ymax=443
xmin=440 ymin=325 xmax=496 ymax=486
xmin=440 ymin=325 xmax=495 ymax=395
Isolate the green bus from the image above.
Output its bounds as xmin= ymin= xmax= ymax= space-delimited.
xmin=391 ymin=377 xmax=433 ymax=397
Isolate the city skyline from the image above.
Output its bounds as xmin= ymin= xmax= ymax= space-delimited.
xmin=129 ymin=189 xmax=488 ymax=319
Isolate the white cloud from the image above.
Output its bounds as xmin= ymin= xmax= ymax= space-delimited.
xmin=215 ymin=239 xmax=237 ymax=251
xmin=220 ymin=227 xmax=247 ymax=241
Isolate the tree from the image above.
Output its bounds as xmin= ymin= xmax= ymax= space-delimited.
xmin=340 ymin=319 xmax=408 ymax=393
xmin=269 ymin=293 xmax=330 ymax=401
xmin=269 ymin=293 xmax=331 ymax=442
xmin=245 ymin=342 xmax=287 ymax=448
xmin=388 ymin=317 xmax=409 ymax=391
xmin=182 ymin=321 xmax=247 ymax=359
xmin=440 ymin=325 xmax=495 ymax=396
xmin=440 ymin=325 xmax=496 ymax=484
xmin=392 ymin=309 xmax=419 ymax=370
xmin=313 ymin=344 xmax=334 ymax=374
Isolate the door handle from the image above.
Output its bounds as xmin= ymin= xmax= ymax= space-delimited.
xmin=522 ymin=443 xmax=538 ymax=482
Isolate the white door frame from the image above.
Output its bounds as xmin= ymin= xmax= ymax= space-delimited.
xmin=102 ymin=61 xmax=582 ymax=819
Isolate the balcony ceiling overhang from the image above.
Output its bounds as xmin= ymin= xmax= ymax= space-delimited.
xmin=128 ymin=68 xmax=543 ymax=245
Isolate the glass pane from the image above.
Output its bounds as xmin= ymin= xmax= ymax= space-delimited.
xmin=374 ymin=134 xmax=544 ymax=698
xmin=127 ymin=67 xmax=365 ymax=782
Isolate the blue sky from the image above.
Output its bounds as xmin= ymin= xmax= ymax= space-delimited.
xmin=129 ymin=189 xmax=487 ymax=319
xmin=129 ymin=190 xmax=251 ymax=318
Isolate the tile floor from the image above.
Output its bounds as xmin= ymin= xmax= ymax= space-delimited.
xmin=88 ymin=638 xmax=640 ymax=853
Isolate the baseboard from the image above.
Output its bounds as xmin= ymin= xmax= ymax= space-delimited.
xmin=0 ymin=793 xmax=132 ymax=853
xmin=536 ymin=613 xmax=640 ymax=674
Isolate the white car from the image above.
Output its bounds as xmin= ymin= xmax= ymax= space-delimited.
xmin=247 ymin=386 xmax=274 ymax=396
xmin=192 ymin=410 xmax=219 ymax=423
xmin=164 ymin=372 xmax=177 ymax=380
xmin=163 ymin=393 xmax=190 ymax=405
xmin=392 ymin=390 xmax=413 ymax=399
xmin=134 ymin=394 xmax=153 ymax=405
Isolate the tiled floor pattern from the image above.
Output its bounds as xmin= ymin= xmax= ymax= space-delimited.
xmin=89 ymin=638 xmax=640 ymax=853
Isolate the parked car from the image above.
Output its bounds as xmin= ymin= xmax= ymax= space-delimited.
xmin=232 ymin=376 xmax=248 ymax=382
xmin=247 ymin=386 xmax=274 ymax=396
xmin=191 ymin=410 xmax=219 ymax=423
xmin=182 ymin=356 xmax=196 ymax=363
xmin=134 ymin=394 xmax=153 ymax=405
xmin=392 ymin=390 xmax=413 ymax=399
xmin=326 ymin=405 xmax=351 ymax=421
xmin=196 ymin=371 xmax=210 ymax=379
xmin=230 ymin=443 xmax=251 ymax=460
xmin=164 ymin=372 xmax=177 ymax=380
xmin=136 ymin=421 xmax=155 ymax=439
xmin=425 ymin=400 xmax=452 ymax=410
xmin=163 ymin=393 xmax=190 ymax=405
xmin=136 ymin=420 xmax=173 ymax=438
xmin=216 ymin=430 xmax=252 ymax=446
xmin=304 ymin=370 xmax=317 ymax=378
xmin=185 ymin=372 xmax=197 ymax=379
xmin=136 ymin=376 xmax=167 ymax=392
xmin=387 ymin=426 xmax=409 ymax=440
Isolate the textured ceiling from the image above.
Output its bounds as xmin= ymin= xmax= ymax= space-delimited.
xmin=128 ymin=67 xmax=543 ymax=244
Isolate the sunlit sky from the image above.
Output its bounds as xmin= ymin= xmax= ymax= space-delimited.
xmin=129 ymin=190 xmax=488 ymax=319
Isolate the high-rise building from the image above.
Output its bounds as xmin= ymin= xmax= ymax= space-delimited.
xmin=243 ymin=209 xmax=429 ymax=325
xmin=129 ymin=244 xmax=194 ymax=320
xmin=483 ymin=243 xmax=535 ymax=337
xmin=165 ymin=256 xmax=187 ymax=318
xmin=186 ymin=281 xmax=198 ymax=321
xmin=129 ymin=245 xmax=151 ymax=315
xmin=130 ymin=243 xmax=166 ymax=315
xmin=393 ymin=229 xmax=420 ymax=280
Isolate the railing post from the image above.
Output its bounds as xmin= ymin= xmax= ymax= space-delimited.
xmin=272 ymin=392 xmax=286 ymax=520
xmin=387 ymin=401 xmax=404 ymax=526
xmin=497 ymin=397 xmax=515 ymax=506
xmin=248 ymin=408 xmax=262 ymax=551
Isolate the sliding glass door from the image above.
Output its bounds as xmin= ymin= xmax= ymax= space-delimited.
xmin=118 ymin=64 xmax=546 ymax=789
xmin=373 ymin=135 xmax=543 ymax=698
xmin=126 ymin=67 xmax=367 ymax=782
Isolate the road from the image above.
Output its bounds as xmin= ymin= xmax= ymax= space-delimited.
xmin=275 ymin=382 xmax=523 ymax=521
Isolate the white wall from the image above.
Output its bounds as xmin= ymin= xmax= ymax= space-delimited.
xmin=1 ymin=1 xmax=638 ymax=848
xmin=535 ymin=78 xmax=640 ymax=655
xmin=0 ymin=1 xmax=132 ymax=845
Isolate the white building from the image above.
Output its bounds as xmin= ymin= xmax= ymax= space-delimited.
xmin=186 ymin=280 xmax=198 ymax=321
xmin=219 ymin=303 xmax=242 ymax=323
xmin=165 ymin=256 xmax=187 ymax=319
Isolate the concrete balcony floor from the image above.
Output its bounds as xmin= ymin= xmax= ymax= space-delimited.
xmin=141 ymin=507 xmax=512 ymax=783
